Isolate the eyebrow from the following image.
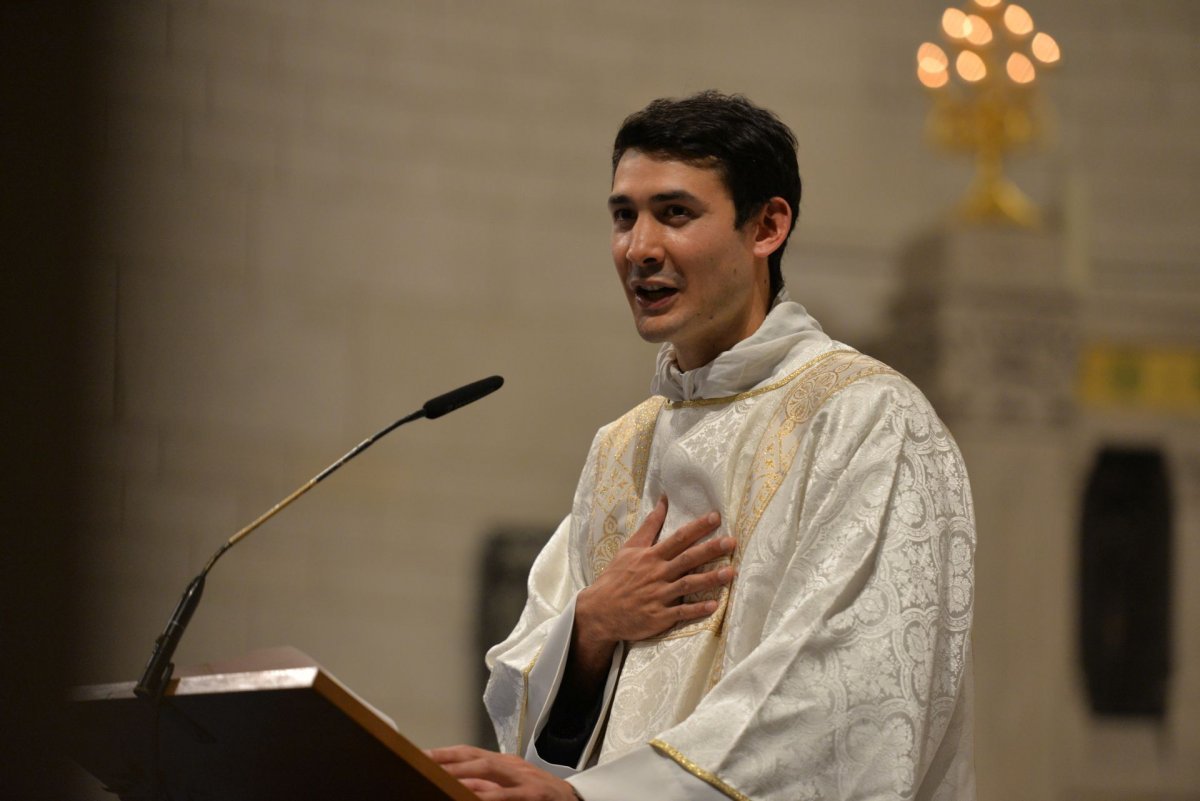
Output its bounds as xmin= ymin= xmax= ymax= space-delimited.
xmin=607 ymin=190 xmax=702 ymax=208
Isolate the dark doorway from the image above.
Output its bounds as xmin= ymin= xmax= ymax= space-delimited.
xmin=1079 ymin=447 xmax=1172 ymax=718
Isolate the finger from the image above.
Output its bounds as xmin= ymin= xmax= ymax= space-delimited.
xmin=667 ymin=566 xmax=736 ymax=599
xmin=625 ymin=495 xmax=668 ymax=548
xmin=459 ymin=778 xmax=503 ymax=792
xmin=655 ymin=511 xmax=721 ymax=560
xmin=427 ymin=745 xmax=489 ymax=764
xmin=440 ymin=757 xmax=519 ymax=784
xmin=474 ymin=790 xmax=523 ymax=801
xmin=439 ymin=758 xmax=487 ymax=778
xmin=670 ymin=535 xmax=737 ymax=574
xmin=666 ymin=599 xmax=720 ymax=624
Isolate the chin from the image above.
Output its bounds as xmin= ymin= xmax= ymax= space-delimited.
xmin=632 ymin=317 xmax=675 ymax=345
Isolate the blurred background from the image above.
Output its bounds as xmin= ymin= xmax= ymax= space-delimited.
xmin=2 ymin=1 xmax=1197 ymax=799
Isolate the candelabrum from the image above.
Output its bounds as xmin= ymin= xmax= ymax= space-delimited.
xmin=917 ymin=0 xmax=1060 ymax=227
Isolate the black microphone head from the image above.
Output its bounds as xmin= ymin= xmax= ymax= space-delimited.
xmin=423 ymin=375 xmax=504 ymax=419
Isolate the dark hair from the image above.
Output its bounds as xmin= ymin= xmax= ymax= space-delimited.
xmin=612 ymin=91 xmax=801 ymax=301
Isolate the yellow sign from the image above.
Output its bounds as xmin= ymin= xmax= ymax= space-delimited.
xmin=1079 ymin=344 xmax=1200 ymax=415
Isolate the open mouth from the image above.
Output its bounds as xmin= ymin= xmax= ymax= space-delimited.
xmin=635 ymin=286 xmax=678 ymax=304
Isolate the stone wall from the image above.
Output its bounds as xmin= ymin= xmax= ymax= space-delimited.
xmin=73 ymin=1 xmax=1199 ymax=797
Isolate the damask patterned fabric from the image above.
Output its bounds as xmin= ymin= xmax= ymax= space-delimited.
xmin=484 ymin=298 xmax=976 ymax=800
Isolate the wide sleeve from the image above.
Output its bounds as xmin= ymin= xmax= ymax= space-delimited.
xmin=484 ymin=412 xmax=637 ymax=763
xmin=483 ymin=514 xmax=579 ymax=756
xmin=647 ymin=377 xmax=976 ymax=800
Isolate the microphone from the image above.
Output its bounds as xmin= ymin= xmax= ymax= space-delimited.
xmin=133 ymin=375 xmax=504 ymax=702
xmin=423 ymin=374 xmax=503 ymax=419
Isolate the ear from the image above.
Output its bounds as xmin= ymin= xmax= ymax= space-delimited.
xmin=749 ymin=197 xmax=792 ymax=261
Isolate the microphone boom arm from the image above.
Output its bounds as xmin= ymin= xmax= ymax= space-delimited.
xmin=133 ymin=376 xmax=502 ymax=702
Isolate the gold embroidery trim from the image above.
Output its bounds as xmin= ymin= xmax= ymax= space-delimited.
xmin=705 ymin=355 xmax=898 ymax=687
xmin=649 ymin=739 xmax=752 ymax=801
xmin=516 ymin=643 xmax=544 ymax=751
xmin=588 ymin=353 xmax=898 ymax=651
xmin=664 ymin=349 xmax=851 ymax=409
xmin=649 ymin=351 xmax=887 ymax=643
xmin=643 ymin=359 xmax=819 ymax=641
xmin=589 ymin=396 xmax=667 ymax=577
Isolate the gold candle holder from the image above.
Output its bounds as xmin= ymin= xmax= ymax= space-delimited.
xmin=917 ymin=1 xmax=1061 ymax=227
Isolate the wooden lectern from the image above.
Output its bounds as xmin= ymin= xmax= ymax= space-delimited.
xmin=67 ymin=649 xmax=478 ymax=800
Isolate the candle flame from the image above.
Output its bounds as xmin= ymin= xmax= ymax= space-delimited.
xmin=956 ymin=50 xmax=987 ymax=82
xmin=964 ymin=14 xmax=993 ymax=46
xmin=1031 ymin=32 xmax=1060 ymax=64
xmin=1004 ymin=5 xmax=1034 ymax=36
xmin=1006 ymin=52 xmax=1036 ymax=84
xmin=942 ymin=8 xmax=968 ymax=39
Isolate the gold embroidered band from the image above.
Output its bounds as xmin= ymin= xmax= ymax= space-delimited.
xmin=649 ymin=738 xmax=752 ymax=801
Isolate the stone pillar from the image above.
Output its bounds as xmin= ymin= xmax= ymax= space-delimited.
xmin=887 ymin=223 xmax=1082 ymax=801
xmin=890 ymin=225 xmax=1080 ymax=427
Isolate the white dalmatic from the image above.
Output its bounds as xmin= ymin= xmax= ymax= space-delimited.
xmin=485 ymin=300 xmax=976 ymax=801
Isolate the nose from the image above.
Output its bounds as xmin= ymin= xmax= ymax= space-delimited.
xmin=625 ymin=217 xmax=664 ymax=268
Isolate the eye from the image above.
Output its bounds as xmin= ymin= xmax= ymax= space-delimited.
xmin=611 ymin=207 xmax=635 ymax=228
xmin=660 ymin=204 xmax=696 ymax=225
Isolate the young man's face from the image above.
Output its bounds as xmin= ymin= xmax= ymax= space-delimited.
xmin=608 ymin=150 xmax=772 ymax=372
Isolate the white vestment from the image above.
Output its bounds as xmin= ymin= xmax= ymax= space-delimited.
xmin=484 ymin=299 xmax=976 ymax=800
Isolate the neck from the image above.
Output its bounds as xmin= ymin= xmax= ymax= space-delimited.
xmin=674 ymin=309 xmax=769 ymax=372
xmin=674 ymin=265 xmax=773 ymax=372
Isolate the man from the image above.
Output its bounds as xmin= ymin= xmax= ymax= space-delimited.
xmin=431 ymin=91 xmax=975 ymax=800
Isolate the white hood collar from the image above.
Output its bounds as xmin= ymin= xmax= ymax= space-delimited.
xmin=650 ymin=289 xmax=828 ymax=402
